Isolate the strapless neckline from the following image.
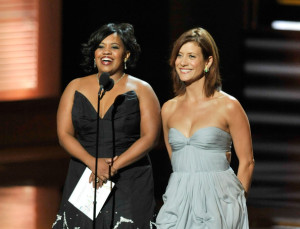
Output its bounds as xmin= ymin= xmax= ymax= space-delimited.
xmin=75 ymin=90 xmax=136 ymax=119
xmin=169 ymin=126 xmax=230 ymax=139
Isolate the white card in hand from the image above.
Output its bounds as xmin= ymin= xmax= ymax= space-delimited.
xmin=68 ymin=167 xmax=115 ymax=220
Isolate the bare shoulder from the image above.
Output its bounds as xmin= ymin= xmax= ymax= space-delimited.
xmin=64 ymin=75 xmax=93 ymax=91
xmin=162 ymin=97 xmax=180 ymax=117
xmin=162 ymin=98 xmax=178 ymax=111
xmin=127 ymin=75 xmax=158 ymax=101
xmin=218 ymin=91 xmax=245 ymax=116
xmin=62 ymin=78 xmax=80 ymax=95
xmin=127 ymin=75 xmax=152 ymax=91
xmin=61 ymin=75 xmax=95 ymax=102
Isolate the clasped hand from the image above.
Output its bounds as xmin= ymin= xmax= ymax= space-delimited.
xmin=89 ymin=156 xmax=118 ymax=189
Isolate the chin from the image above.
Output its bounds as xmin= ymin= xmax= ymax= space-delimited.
xmin=180 ymin=76 xmax=192 ymax=82
xmin=178 ymin=74 xmax=190 ymax=81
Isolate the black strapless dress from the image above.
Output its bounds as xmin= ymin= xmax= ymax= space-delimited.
xmin=52 ymin=90 xmax=156 ymax=229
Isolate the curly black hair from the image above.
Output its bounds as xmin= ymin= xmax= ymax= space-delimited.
xmin=81 ymin=23 xmax=141 ymax=73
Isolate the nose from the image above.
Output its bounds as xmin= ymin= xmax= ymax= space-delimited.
xmin=102 ymin=47 xmax=112 ymax=55
xmin=180 ymin=56 xmax=188 ymax=66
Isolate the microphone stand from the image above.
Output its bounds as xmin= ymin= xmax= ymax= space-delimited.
xmin=93 ymin=87 xmax=106 ymax=229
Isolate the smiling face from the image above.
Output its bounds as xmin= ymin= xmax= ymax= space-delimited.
xmin=94 ymin=33 xmax=130 ymax=75
xmin=175 ymin=41 xmax=210 ymax=83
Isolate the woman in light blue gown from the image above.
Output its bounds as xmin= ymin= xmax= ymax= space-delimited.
xmin=156 ymin=27 xmax=255 ymax=229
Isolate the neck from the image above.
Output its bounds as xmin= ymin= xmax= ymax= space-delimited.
xmin=184 ymin=77 xmax=206 ymax=100
xmin=109 ymin=71 xmax=123 ymax=80
xmin=97 ymin=71 xmax=125 ymax=80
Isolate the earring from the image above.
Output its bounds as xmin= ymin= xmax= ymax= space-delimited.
xmin=94 ymin=59 xmax=96 ymax=68
xmin=204 ymin=67 xmax=209 ymax=73
xmin=124 ymin=60 xmax=127 ymax=70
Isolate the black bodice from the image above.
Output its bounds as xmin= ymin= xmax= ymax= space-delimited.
xmin=72 ymin=90 xmax=140 ymax=158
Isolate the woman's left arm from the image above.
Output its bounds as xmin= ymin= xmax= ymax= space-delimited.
xmin=111 ymin=81 xmax=161 ymax=172
xmin=226 ymin=98 xmax=255 ymax=197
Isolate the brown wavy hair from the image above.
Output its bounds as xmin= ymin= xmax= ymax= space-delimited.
xmin=170 ymin=27 xmax=221 ymax=97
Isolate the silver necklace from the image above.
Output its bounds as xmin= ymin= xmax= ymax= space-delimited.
xmin=114 ymin=73 xmax=126 ymax=84
xmin=97 ymin=73 xmax=126 ymax=85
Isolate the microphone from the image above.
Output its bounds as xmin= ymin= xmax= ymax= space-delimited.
xmin=99 ymin=72 xmax=114 ymax=93
xmin=105 ymin=78 xmax=114 ymax=91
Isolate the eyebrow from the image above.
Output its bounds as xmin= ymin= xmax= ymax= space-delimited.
xmin=178 ymin=51 xmax=198 ymax=55
xmin=99 ymin=42 xmax=120 ymax=45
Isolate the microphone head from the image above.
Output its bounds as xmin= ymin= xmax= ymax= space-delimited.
xmin=99 ymin=72 xmax=110 ymax=88
xmin=106 ymin=78 xmax=114 ymax=91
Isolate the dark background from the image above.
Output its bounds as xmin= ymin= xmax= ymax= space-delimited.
xmin=60 ymin=0 xmax=244 ymax=101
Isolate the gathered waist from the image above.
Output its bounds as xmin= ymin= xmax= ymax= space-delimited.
xmin=171 ymin=151 xmax=230 ymax=172
xmin=172 ymin=166 xmax=231 ymax=174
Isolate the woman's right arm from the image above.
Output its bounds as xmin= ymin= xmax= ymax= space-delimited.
xmin=56 ymin=79 xmax=95 ymax=169
xmin=161 ymin=101 xmax=174 ymax=160
xmin=57 ymin=79 xmax=116 ymax=187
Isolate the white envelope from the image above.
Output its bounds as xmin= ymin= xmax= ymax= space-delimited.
xmin=68 ymin=167 xmax=115 ymax=220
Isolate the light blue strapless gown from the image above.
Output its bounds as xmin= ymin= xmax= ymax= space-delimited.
xmin=156 ymin=127 xmax=248 ymax=229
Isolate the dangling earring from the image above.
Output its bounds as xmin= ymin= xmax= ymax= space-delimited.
xmin=94 ymin=59 xmax=96 ymax=68
xmin=124 ymin=59 xmax=127 ymax=70
xmin=204 ymin=67 xmax=209 ymax=73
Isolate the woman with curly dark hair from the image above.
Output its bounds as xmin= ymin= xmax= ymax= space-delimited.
xmin=52 ymin=23 xmax=161 ymax=228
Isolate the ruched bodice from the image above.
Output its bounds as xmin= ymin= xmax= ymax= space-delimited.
xmin=156 ymin=127 xmax=249 ymax=229
xmin=169 ymin=127 xmax=232 ymax=172
xmin=169 ymin=127 xmax=232 ymax=151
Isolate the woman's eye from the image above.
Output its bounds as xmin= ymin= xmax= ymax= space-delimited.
xmin=189 ymin=55 xmax=195 ymax=58
xmin=98 ymin=45 xmax=104 ymax=49
xmin=112 ymin=46 xmax=119 ymax=49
